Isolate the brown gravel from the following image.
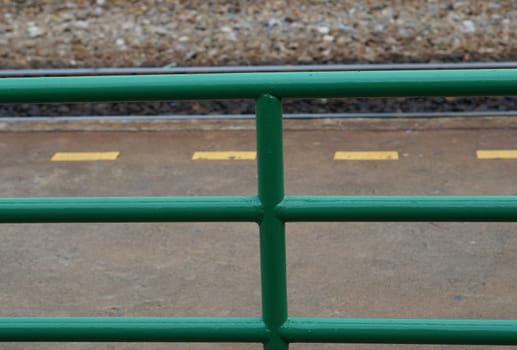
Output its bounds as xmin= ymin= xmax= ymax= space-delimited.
xmin=0 ymin=1 xmax=516 ymax=69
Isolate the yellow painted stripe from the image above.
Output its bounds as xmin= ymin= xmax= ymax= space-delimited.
xmin=334 ymin=151 xmax=399 ymax=160
xmin=51 ymin=152 xmax=120 ymax=161
xmin=477 ymin=150 xmax=517 ymax=159
xmin=192 ymin=151 xmax=256 ymax=160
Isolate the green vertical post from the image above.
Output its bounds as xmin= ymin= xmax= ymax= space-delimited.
xmin=256 ymin=94 xmax=288 ymax=350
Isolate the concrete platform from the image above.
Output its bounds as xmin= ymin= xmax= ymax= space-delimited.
xmin=1 ymin=125 xmax=517 ymax=350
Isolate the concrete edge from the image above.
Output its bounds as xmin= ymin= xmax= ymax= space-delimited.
xmin=1 ymin=116 xmax=517 ymax=132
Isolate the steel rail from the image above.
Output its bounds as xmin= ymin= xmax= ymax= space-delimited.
xmin=257 ymin=94 xmax=287 ymax=350
xmin=1 ymin=69 xmax=517 ymax=103
xmin=1 ymin=62 xmax=517 ymax=77
xmin=0 ymin=317 xmax=269 ymax=342
xmin=2 ymin=111 xmax=517 ymax=122
xmin=281 ymin=318 xmax=517 ymax=345
xmin=4 ymin=195 xmax=517 ymax=223
xmin=2 ymin=316 xmax=517 ymax=344
xmin=277 ymin=196 xmax=517 ymax=222
xmin=0 ymin=196 xmax=263 ymax=223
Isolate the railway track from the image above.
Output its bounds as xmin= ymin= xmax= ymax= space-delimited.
xmin=1 ymin=62 xmax=517 ymax=77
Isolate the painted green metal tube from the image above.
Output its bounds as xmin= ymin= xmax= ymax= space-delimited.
xmin=277 ymin=196 xmax=517 ymax=222
xmin=280 ymin=317 xmax=517 ymax=345
xmin=0 ymin=69 xmax=516 ymax=103
xmin=0 ymin=317 xmax=269 ymax=342
xmin=256 ymin=94 xmax=288 ymax=350
xmin=0 ymin=196 xmax=262 ymax=223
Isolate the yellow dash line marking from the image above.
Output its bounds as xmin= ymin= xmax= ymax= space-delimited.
xmin=477 ymin=150 xmax=517 ymax=159
xmin=334 ymin=151 xmax=399 ymax=160
xmin=192 ymin=151 xmax=256 ymax=160
xmin=51 ymin=152 xmax=120 ymax=161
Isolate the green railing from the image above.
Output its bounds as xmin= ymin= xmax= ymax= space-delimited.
xmin=1 ymin=69 xmax=517 ymax=348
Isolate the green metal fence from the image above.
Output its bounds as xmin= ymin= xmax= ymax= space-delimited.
xmin=1 ymin=69 xmax=517 ymax=348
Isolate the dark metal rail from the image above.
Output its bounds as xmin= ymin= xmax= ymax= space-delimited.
xmin=2 ymin=111 xmax=517 ymax=122
xmin=1 ymin=62 xmax=517 ymax=77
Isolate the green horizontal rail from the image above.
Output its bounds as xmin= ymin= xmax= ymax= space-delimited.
xmin=277 ymin=196 xmax=517 ymax=221
xmin=281 ymin=317 xmax=517 ymax=345
xmin=0 ymin=196 xmax=262 ymax=223
xmin=3 ymin=316 xmax=517 ymax=345
xmin=0 ymin=317 xmax=269 ymax=342
xmin=0 ymin=69 xmax=516 ymax=103
xmin=4 ymin=195 xmax=517 ymax=223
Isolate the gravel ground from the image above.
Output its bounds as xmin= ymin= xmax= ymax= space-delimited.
xmin=0 ymin=1 xmax=516 ymax=116
xmin=1 ymin=1 xmax=516 ymax=67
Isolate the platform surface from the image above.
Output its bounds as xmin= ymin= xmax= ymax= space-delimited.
xmin=1 ymin=127 xmax=517 ymax=350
